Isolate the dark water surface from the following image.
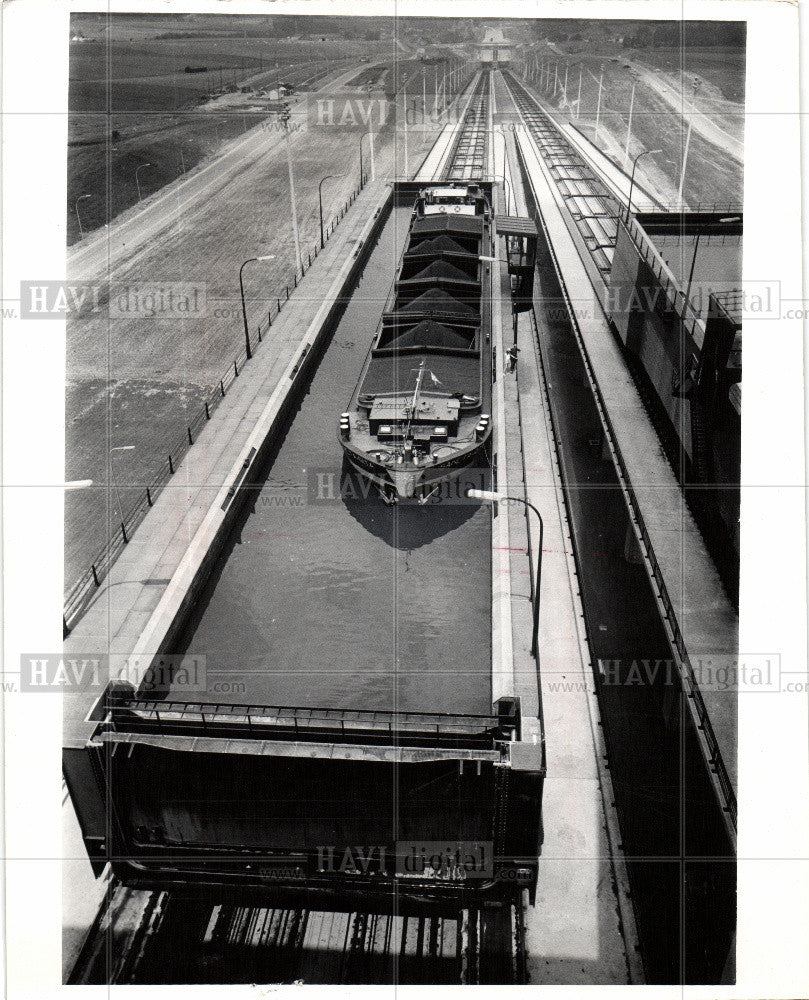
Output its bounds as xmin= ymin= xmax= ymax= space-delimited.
xmin=176 ymin=206 xmax=492 ymax=714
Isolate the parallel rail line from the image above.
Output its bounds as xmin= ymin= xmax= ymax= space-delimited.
xmin=443 ymin=72 xmax=490 ymax=181
xmin=502 ymin=70 xmax=621 ymax=280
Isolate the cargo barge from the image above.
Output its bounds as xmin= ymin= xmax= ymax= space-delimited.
xmin=339 ymin=184 xmax=494 ymax=503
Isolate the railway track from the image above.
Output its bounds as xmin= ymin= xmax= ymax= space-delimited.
xmin=502 ymin=70 xmax=621 ymax=280
xmin=443 ymin=72 xmax=490 ymax=181
xmin=69 ymin=883 xmax=526 ymax=985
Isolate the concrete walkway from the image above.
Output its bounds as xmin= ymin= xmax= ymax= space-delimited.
xmin=494 ymin=133 xmax=641 ymax=985
xmin=64 ymin=179 xmax=391 ymax=742
xmin=516 ymin=125 xmax=738 ymax=811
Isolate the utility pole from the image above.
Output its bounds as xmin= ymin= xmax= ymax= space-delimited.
xmin=284 ymin=120 xmax=302 ymax=274
xmin=595 ymin=66 xmax=604 ymax=138
xmin=677 ymin=117 xmax=693 ymax=207
xmin=402 ymin=78 xmax=409 ymax=177
xmin=423 ymin=68 xmax=427 ymax=123
xmin=577 ymin=66 xmax=582 ymax=118
xmin=623 ymin=83 xmax=636 ymax=170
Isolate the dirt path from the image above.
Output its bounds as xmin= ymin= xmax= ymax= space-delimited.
xmin=64 ymin=79 xmax=468 ymax=585
xmin=68 ymin=72 xmax=357 ymax=283
xmin=633 ymin=65 xmax=744 ymax=162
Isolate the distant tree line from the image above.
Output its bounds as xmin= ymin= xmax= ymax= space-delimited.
xmin=527 ymin=18 xmax=745 ymax=49
xmin=624 ymin=21 xmax=746 ymax=48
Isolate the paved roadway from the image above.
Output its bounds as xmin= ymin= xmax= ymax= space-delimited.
xmin=63 ymin=73 xmax=451 ymax=585
xmin=633 ymin=64 xmax=744 ymax=163
xmin=67 ymin=68 xmax=373 ymax=282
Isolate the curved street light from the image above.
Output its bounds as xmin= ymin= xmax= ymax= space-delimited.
xmin=239 ymin=255 xmax=276 ymax=360
xmin=75 ymin=193 xmax=92 ymax=239
xmin=684 ymin=216 xmax=741 ymax=310
xmin=486 ymin=173 xmax=513 ymax=215
xmin=179 ymin=138 xmax=194 ymax=174
xmin=135 ymin=163 xmax=152 ymax=202
xmin=318 ymin=173 xmax=343 ymax=249
xmin=468 ymin=488 xmax=544 ymax=658
xmin=492 ymin=126 xmax=508 ymax=173
xmin=625 ymin=149 xmax=663 ymax=223
xmin=109 ymin=445 xmax=135 ymax=531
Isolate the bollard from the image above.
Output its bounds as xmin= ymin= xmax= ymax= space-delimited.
xmin=268 ymin=310 xmax=272 ymax=327
xmin=220 ymin=379 xmax=225 ymax=397
xmin=188 ymin=426 xmax=193 ymax=445
xmin=286 ymin=286 xmax=289 ymax=300
xmin=257 ymin=325 xmax=262 ymax=343
xmin=146 ymin=486 xmax=153 ymax=506
xmin=205 ymin=401 xmax=210 ymax=419
xmin=168 ymin=454 xmax=174 ymax=474
xmin=277 ymin=297 xmax=281 ymax=312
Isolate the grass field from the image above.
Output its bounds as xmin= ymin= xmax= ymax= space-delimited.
xmin=633 ymin=46 xmax=745 ymax=104
xmin=67 ymin=44 xmax=459 ymax=244
xmin=531 ymin=42 xmax=744 ymax=206
xmin=64 ymin=59 xmax=466 ymax=583
xmin=66 ymin=17 xmax=446 ymax=244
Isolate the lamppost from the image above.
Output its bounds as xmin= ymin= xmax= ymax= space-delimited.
xmin=486 ymin=173 xmax=512 ymax=215
xmin=677 ymin=118 xmax=694 ymax=209
xmin=75 ymin=193 xmax=92 ymax=238
xmin=109 ymin=445 xmax=135 ymax=530
xmin=179 ymin=138 xmax=194 ymax=174
xmin=468 ymin=488 xmax=544 ymax=659
xmin=366 ymin=84 xmax=377 ymax=179
xmin=492 ymin=127 xmax=509 ymax=182
xmin=239 ymin=255 xmax=276 ymax=359
xmin=359 ymin=130 xmax=375 ymax=188
xmin=480 ymin=254 xmax=518 ymax=346
xmin=684 ymin=216 xmax=740 ymax=311
xmin=623 ymin=83 xmax=636 ymax=170
xmin=281 ymin=118 xmax=303 ymax=276
xmin=319 ymin=173 xmax=343 ymax=249
xmin=625 ymin=148 xmax=663 ymax=223
xmin=592 ymin=64 xmax=604 ymax=138
xmin=135 ymin=163 xmax=152 ymax=201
